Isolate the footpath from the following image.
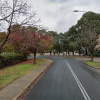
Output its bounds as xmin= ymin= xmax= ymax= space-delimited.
xmin=0 ymin=59 xmax=53 ymax=100
xmin=75 ymin=57 xmax=100 ymax=63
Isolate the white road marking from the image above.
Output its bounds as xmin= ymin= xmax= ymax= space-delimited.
xmin=65 ymin=60 xmax=91 ymax=100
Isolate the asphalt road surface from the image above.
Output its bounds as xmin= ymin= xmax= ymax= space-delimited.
xmin=24 ymin=56 xmax=100 ymax=100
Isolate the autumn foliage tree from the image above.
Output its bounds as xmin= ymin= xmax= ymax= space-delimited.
xmin=0 ymin=0 xmax=39 ymax=53
xmin=0 ymin=32 xmax=6 ymax=43
xmin=8 ymin=26 xmax=51 ymax=64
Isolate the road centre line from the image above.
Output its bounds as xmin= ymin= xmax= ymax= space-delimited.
xmin=65 ymin=60 xmax=91 ymax=100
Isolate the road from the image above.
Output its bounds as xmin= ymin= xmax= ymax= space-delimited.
xmin=24 ymin=56 xmax=100 ymax=100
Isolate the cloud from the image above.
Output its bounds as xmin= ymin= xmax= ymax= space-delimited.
xmin=28 ymin=0 xmax=100 ymax=33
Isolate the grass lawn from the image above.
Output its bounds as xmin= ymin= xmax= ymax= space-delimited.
xmin=84 ymin=61 xmax=100 ymax=68
xmin=0 ymin=59 xmax=46 ymax=90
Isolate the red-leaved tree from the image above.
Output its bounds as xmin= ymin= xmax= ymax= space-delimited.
xmin=8 ymin=26 xmax=51 ymax=64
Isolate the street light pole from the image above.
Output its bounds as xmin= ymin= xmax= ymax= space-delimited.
xmin=73 ymin=10 xmax=86 ymax=12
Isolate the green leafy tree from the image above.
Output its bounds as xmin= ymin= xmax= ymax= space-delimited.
xmin=64 ymin=26 xmax=78 ymax=55
xmin=47 ymin=31 xmax=59 ymax=55
xmin=76 ymin=11 xmax=100 ymax=61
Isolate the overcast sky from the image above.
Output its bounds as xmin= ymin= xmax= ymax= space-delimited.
xmin=28 ymin=0 xmax=100 ymax=33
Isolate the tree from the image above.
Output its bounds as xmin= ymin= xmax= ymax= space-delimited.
xmin=0 ymin=32 xmax=6 ymax=43
xmin=48 ymin=44 xmax=53 ymax=55
xmin=95 ymin=35 xmax=100 ymax=50
xmin=8 ymin=26 xmax=51 ymax=64
xmin=38 ymin=34 xmax=51 ymax=55
xmin=64 ymin=26 xmax=78 ymax=55
xmin=27 ymin=31 xmax=51 ymax=64
xmin=48 ymin=31 xmax=59 ymax=55
xmin=78 ymin=28 xmax=98 ymax=61
xmin=0 ymin=0 xmax=39 ymax=53
xmin=62 ymin=38 xmax=69 ymax=55
xmin=76 ymin=12 xmax=100 ymax=61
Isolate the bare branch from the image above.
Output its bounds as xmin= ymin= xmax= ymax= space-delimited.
xmin=0 ymin=0 xmax=40 ymax=52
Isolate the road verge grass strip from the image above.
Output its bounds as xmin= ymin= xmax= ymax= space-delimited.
xmin=83 ymin=61 xmax=100 ymax=68
xmin=0 ymin=59 xmax=46 ymax=90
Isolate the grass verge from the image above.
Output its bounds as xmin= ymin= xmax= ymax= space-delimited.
xmin=0 ymin=59 xmax=46 ymax=90
xmin=83 ymin=61 xmax=100 ymax=68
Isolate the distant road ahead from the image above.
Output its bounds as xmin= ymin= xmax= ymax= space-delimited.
xmin=24 ymin=56 xmax=100 ymax=100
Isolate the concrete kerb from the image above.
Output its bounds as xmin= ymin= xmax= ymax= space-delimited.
xmin=81 ymin=60 xmax=100 ymax=70
xmin=0 ymin=59 xmax=53 ymax=100
xmin=80 ymin=60 xmax=100 ymax=79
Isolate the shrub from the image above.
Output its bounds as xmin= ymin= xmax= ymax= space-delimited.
xmin=0 ymin=53 xmax=27 ymax=68
xmin=0 ymin=56 xmax=6 ymax=68
xmin=94 ymin=51 xmax=100 ymax=57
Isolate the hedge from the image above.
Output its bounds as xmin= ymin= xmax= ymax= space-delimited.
xmin=0 ymin=53 xmax=27 ymax=69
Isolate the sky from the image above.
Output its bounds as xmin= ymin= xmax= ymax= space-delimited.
xmin=27 ymin=0 xmax=100 ymax=33
xmin=1 ymin=0 xmax=100 ymax=33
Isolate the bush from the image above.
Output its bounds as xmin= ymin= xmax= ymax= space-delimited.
xmin=0 ymin=53 xmax=27 ymax=69
xmin=94 ymin=51 xmax=100 ymax=57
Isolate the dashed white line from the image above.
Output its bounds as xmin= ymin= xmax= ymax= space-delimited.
xmin=65 ymin=60 xmax=91 ymax=100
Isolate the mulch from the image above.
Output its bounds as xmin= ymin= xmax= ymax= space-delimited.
xmin=18 ymin=59 xmax=39 ymax=64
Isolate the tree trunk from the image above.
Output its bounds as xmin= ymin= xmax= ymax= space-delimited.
xmin=66 ymin=51 xmax=67 ymax=55
xmin=79 ymin=49 xmax=81 ymax=54
xmin=85 ymin=48 xmax=88 ymax=55
xmin=59 ymin=51 xmax=60 ymax=55
xmin=33 ymin=48 xmax=37 ymax=64
xmin=91 ymin=50 xmax=94 ymax=62
xmin=68 ymin=51 xmax=70 ymax=55
xmin=54 ymin=52 xmax=55 ymax=55
xmin=42 ymin=52 xmax=44 ymax=55
xmin=57 ymin=51 xmax=58 ymax=55
xmin=0 ymin=49 xmax=2 ymax=54
xmin=73 ymin=51 xmax=74 ymax=56
xmin=50 ymin=50 xmax=51 ymax=56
